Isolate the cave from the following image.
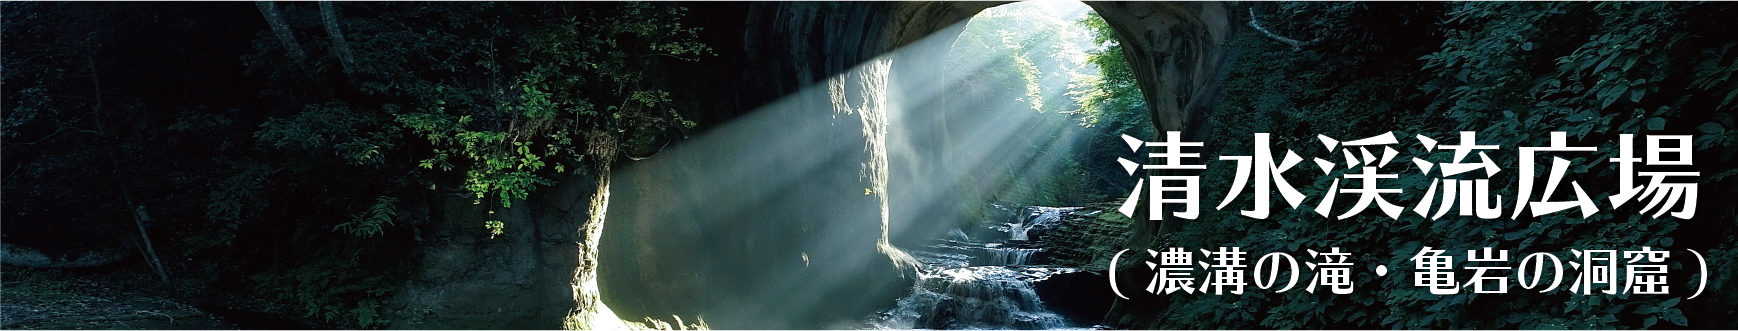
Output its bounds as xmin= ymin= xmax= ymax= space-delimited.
xmin=10 ymin=1 xmax=1736 ymax=330
xmin=373 ymin=1 xmax=1234 ymax=329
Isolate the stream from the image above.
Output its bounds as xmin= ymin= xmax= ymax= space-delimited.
xmin=868 ymin=205 xmax=1099 ymax=329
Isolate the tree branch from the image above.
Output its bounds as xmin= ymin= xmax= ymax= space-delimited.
xmin=91 ymin=49 xmax=169 ymax=283
xmin=1247 ymin=7 xmax=1322 ymax=51
xmin=131 ymin=206 xmax=170 ymax=283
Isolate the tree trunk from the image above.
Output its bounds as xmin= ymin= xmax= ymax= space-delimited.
xmin=252 ymin=0 xmax=305 ymax=64
xmin=318 ymin=2 xmax=357 ymax=78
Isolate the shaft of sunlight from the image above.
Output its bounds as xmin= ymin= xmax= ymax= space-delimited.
xmin=599 ymin=1 xmax=1110 ymax=329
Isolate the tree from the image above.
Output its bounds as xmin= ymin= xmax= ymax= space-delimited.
xmin=235 ymin=2 xmax=712 ymax=325
xmin=4 ymin=2 xmax=713 ymax=328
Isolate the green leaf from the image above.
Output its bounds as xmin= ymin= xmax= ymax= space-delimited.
xmin=1646 ymin=117 xmax=1666 ymax=131
xmin=1600 ymin=85 xmax=1623 ymax=109
xmin=1697 ymin=122 xmax=1726 ymax=134
xmin=1663 ymin=308 xmax=1687 ymax=326
xmin=1595 ymin=55 xmax=1616 ymax=73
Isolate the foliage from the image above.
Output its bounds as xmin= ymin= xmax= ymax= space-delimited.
xmin=308 ymin=1 xmax=710 ymax=218
xmin=3 ymin=2 xmax=711 ymax=328
xmin=1068 ymin=12 xmax=1145 ymax=129
xmin=334 ymin=196 xmax=399 ymax=238
xmin=2 ymin=2 xmax=221 ymax=255
xmin=231 ymin=2 xmax=712 ymax=326
xmin=1134 ymin=2 xmax=1737 ymax=329
xmin=944 ymin=8 xmax=1152 ymax=224
xmin=949 ymin=3 xmax=1088 ymax=115
xmin=251 ymin=241 xmax=405 ymax=329
xmin=1069 ymin=12 xmax=1155 ymax=205
xmin=944 ymin=3 xmax=1093 ymax=212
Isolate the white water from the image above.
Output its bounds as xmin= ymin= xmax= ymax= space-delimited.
xmin=869 ymin=205 xmax=1085 ymax=329
xmin=1009 ymin=207 xmax=1069 ymax=241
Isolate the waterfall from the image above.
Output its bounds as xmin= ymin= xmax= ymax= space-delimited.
xmin=985 ymin=247 xmax=1040 ymax=266
xmin=870 ymin=267 xmax=1072 ymax=330
xmin=1009 ymin=207 xmax=1067 ymax=241
xmin=869 ymin=205 xmax=1085 ymax=329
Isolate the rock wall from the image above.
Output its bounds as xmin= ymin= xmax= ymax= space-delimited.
xmin=386 ymin=163 xmax=610 ymax=329
xmin=599 ymin=67 xmax=908 ymax=328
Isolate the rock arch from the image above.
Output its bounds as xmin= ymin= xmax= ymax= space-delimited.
xmin=386 ymin=2 xmax=1235 ymax=328
xmin=884 ymin=1 xmax=1232 ymax=142
xmin=882 ymin=2 xmax=1233 ymax=239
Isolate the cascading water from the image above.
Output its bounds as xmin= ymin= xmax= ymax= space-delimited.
xmin=1009 ymin=207 xmax=1064 ymax=241
xmin=869 ymin=206 xmax=1086 ymax=329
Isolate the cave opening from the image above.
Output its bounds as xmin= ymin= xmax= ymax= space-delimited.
xmin=596 ymin=1 xmax=1145 ymax=329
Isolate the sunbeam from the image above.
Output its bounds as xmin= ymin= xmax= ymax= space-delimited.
xmin=598 ymin=2 xmax=1117 ymax=329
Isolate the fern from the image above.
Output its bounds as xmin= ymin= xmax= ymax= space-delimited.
xmin=335 ymin=196 xmax=398 ymax=238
